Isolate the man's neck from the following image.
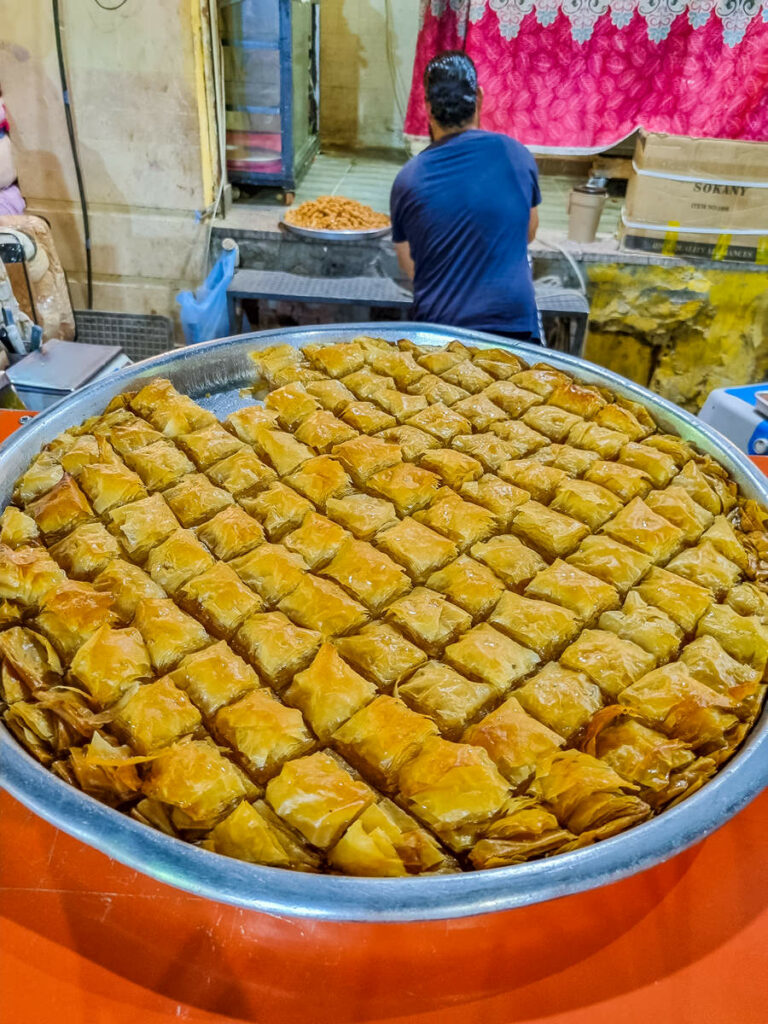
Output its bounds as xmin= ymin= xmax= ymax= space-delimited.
xmin=430 ymin=120 xmax=476 ymax=143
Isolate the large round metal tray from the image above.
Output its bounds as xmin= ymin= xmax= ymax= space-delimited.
xmin=281 ymin=221 xmax=391 ymax=242
xmin=2 ymin=323 xmax=767 ymax=922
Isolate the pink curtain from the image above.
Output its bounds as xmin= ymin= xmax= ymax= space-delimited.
xmin=404 ymin=2 xmax=768 ymax=150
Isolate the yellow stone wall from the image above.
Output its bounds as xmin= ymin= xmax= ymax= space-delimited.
xmin=584 ymin=264 xmax=768 ymax=412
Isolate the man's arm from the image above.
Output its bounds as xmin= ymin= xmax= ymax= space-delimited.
xmin=395 ymin=240 xmax=415 ymax=281
xmin=528 ymin=206 xmax=539 ymax=244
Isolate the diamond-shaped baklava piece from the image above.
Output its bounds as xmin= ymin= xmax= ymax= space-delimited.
xmin=548 ymin=381 xmax=605 ymax=419
xmin=142 ymin=738 xmax=248 ymax=829
xmin=397 ymin=736 xmax=510 ymax=850
xmin=304 ymin=341 xmax=366 ymax=378
xmin=634 ymin=566 xmax=712 ymax=633
xmin=407 ymin=373 xmax=468 ymax=406
xmin=377 ymin=425 xmax=440 ymax=461
xmin=373 ymin=389 xmax=428 ymax=423
xmin=206 ymin=448 xmax=277 ymax=498
xmin=278 ymin=574 xmax=369 ymax=638
xmin=619 ymin=663 xmax=738 ymax=749
xmin=470 ymin=534 xmax=546 ymax=590
xmin=679 ymin=635 xmax=763 ymax=704
xmin=420 ymin=448 xmax=483 ymax=489
xmin=283 ymin=455 xmax=351 ymax=507
xmin=498 ymin=460 xmax=567 ymax=505
xmin=266 ymin=751 xmax=375 ymax=849
xmin=510 ymin=501 xmax=589 ymax=560
xmin=168 ymin=641 xmax=260 ymax=718
xmin=235 ymin=611 xmax=321 ymax=689
xmin=665 ymin=541 xmax=741 ymax=598
xmin=325 ymin=493 xmax=397 ymax=539
xmin=463 ymin=695 xmax=564 ymax=787
xmin=459 ymin=475 xmax=529 ymax=530
xmin=367 ymin=462 xmax=442 ymax=515
xmin=567 ymin=420 xmax=627 ymax=459
xmin=35 ymin=581 xmax=117 ymax=661
xmin=263 ymin=382 xmax=322 ymax=430
xmin=525 ymin=560 xmax=620 ymax=623
xmin=695 ymin=603 xmax=768 ymax=674
xmin=451 ymin=394 xmax=506 ymax=431
xmin=375 ymin=518 xmax=458 ymax=583
xmin=334 ymin=622 xmax=427 ymax=690
xmin=566 ymin=535 xmax=652 ymax=595
xmin=340 ymin=401 xmax=396 ymax=434
xmin=196 ymin=505 xmax=264 ymax=561
xmin=0 ymin=544 xmax=65 ymax=611
xmin=109 ymin=418 xmax=164 ymax=458
xmin=247 ymin=424 xmax=313 ymax=476
xmin=0 ymin=507 xmax=40 ymax=549
xmin=560 ymin=629 xmax=657 ymax=699
xmin=406 ymin=403 xmax=472 ymax=443
xmin=702 ymin=516 xmax=750 ymax=572
xmin=124 ymin=440 xmax=195 ymax=492
xmin=414 ymin=491 xmax=496 ymax=550
xmin=284 ymin=642 xmax=376 ymax=742
xmin=93 ymin=559 xmax=165 ymax=623
xmin=329 ymin=798 xmax=452 ymax=877
xmin=177 ymin=562 xmax=262 ymax=639
xmin=601 ymin=497 xmax=685 ymax=564
xmin=228 ymin=543 xmax=306 ymax=605
xmin=294 ymin=410 xmax=360 ymax=452
xmin=484 ymin=381 xmax=542 ymax=417
xmin=224 ymin=405 xmax=280 ymax=444
xmin=489 ymin=591 xmax=580 ymax=660
xmin=331 ymin=435 xmax=402 ymax=485
xmin=107 ymin=493 xmax=180 ymax=563
xmin=383 ymin=587 xmax=472 ymax=656
xmin=439 ymin=359 xmax=494 ymax=394
xmin=522 ymin=405 xmax=582 ymax=443
xmin=69 ymin=625 xmax=152 ymax=706
xmin=283 ymin=511 xmax=348 ymax=569
xmin=599 ymin=591 xmax=683 ymax=663
xmin=321 ymin=539 xmax=410 ymax=612
xmin=213 ymin=688 xmax=315 ymax=783
xmin=13 ymin=452 xmax=65 ymax=507
xmin=0 ymin=626 xmax=62 ymax=695
xmin=163 ymin=474 xmax=234 ymax=528
xmin=177 ymin=422 xmax=245 ymax=469
xmin=426 ymin=554 xmax=504 ymax=621
xmin=112 ymin=678 xmax=202 ymax=754
xmin=551 ymin=479 xmax=623 ymax=531
xmin=332 ymin=694 xmax=438 ymax=792
xmin=515 ymin=662 xmax=603 ymax=740
xmin=675 ymin=460 xmax=734 ymax=515
xmin=645 ymin=486 xmax=713 ymax=544
xmin=78 ymin=462 xmax=147 ymax=516
xmin=397 ymin=661 xmax=496 ymax=740
xmin=584 ymin=460 xmax=651 ymax=502
xmin=208 ymin=799 xmax=320 ymax=871
xmin=145 ymin=529 xmax=215 ymax=595
xmin=239 ymin=483 xmax=313 ymax=541
xmin=529 ymin=443 xmax=600 ymax=478
xmin=489 ymin=419 xmax=549 ymax=458
xmin=49 ymin=522 xmax=122 ymax=580
xmin=445 ymin=623 xmax=539 ymax=696
xmin=28 ymin=474 xmax=93 ymax=541
xmin=620 ymin=442 xmax=677 ymax=488
xmin=133 ymin=597 xmax=211 ymax=673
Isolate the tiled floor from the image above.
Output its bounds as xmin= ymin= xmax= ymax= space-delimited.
xmin=224 ymin=149 xmax=623 ymax=239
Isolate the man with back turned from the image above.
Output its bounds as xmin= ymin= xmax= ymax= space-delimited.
xmin=390 ymin=51 xmax=542 ymax=343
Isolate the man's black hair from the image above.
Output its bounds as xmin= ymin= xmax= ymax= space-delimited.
xmin=423 ymin=50 xmax=478 ymax=128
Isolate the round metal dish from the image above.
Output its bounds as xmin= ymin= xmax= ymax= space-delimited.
xmin=2 ymin=323 xmax=767 ymax=922
xmin=281 ymin=221 xmax=392 ymax=242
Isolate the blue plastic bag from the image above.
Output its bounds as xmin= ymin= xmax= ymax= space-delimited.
xmin=176 ymin=248 xmax=237 ymax=345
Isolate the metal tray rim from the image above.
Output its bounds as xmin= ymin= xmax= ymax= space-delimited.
xmin=281 ymin=220 xmax=392 ymax=242
xmin=2 ymin=321 xmax=767 ymax=922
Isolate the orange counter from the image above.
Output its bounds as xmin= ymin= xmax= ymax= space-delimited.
xmin=1 ymin=787 xmax=767 ymax=1024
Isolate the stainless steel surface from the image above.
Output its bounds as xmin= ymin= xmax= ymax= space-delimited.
xmin=281 ymin=221 xmax=392 ymax=242
xmin=6 ymin=339 xmax=124 ymax=393
xmin=2 ymin=322 xmax=767 ymax=922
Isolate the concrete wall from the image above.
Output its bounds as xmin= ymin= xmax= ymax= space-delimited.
xmin=2 ymin=0 xmax=219 ymax=325
xmin=320 ymin=0 xmax=419 ymax=151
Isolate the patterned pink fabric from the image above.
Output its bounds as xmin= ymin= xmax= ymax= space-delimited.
xmin=404 ymin=9 xmax=768 ymax=149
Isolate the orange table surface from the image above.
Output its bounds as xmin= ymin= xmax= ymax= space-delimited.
xmin=1 ymin=788 xmax=767 ymax=1024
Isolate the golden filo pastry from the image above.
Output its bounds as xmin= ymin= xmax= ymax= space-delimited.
xmin=3 ymin=336 xmax=767 ymax=879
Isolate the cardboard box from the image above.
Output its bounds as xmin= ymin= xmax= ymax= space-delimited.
xmin=619 ymin=130 xmax=768 ymax=263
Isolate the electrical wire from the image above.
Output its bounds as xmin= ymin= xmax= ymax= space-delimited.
xmin=52 ymin=0 xmax=93 ymax=308
xmin=92 ymin=0 xmax=128 ymax=10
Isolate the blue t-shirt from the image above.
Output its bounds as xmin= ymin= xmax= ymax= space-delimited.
xmin=390 ymin=130 xmax=541 ymax=336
